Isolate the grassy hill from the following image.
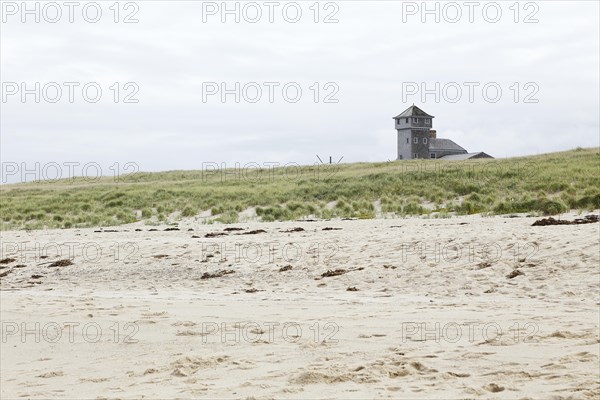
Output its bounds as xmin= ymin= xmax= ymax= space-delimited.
xmin=1 ymin=148 xmax=598 ymax=230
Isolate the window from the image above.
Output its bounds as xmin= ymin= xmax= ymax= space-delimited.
xmin=405 ymin=118 xmax=408 ymax=123
xmin=423 ymin=138 xmax=428 ymax=144
xmin=414 ymin=153 xmax=418 ymax=159
xmin=413 ymin=118 xmax=418 ymax=123
xmin=430 ymin=153 xmax=436 ymax=159
xmin=413 ymin=137 xmax=418 ymax=144
xmin=406 ymin=138 xmax=409 ymax=144
xmin=425 ymin=118 xmax=430 ymax=124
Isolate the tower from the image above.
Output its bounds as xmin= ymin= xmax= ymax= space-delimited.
xmin=393 ymin=105 xmax=434 ymax=160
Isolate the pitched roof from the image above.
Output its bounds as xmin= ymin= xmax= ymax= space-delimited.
xmin=394 ymin=105 xmax=434 ymax=119
xmin=438 ymin=152 xmax=494 ymax=160
xmin=429 ymin=138 xmax=466 ymax=152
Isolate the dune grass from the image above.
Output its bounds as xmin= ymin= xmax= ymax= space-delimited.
xmin=0 ymin=148 xmax=598 ymax=230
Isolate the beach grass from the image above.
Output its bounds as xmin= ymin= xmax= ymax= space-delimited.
xmin=1 ymin=148 xmax=598 ymax=230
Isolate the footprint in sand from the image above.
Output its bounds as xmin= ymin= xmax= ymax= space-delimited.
xmin=175 ymin=330 xmax=207 ymax=336
xmin=79 ymin=377 xmax=109 ymax=383
xmin=170 ymin=355 xmax=230 ymax=377
xmin=143 ymin=368 xmax=159 ymax=375
xmin=172 ymin=321 xmax=197 ymax=327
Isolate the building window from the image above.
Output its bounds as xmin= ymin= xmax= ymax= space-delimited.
xmin=413 ymin=137 xmax=418 ymax=144
xmin=405 ymin=118 xmax=408 ymax=123
xmin=414 ymin=153 xmax=418 ymax=159
xmin=413 ymin=118 xmax=418 ymax=123
xmin=425 ymin=118 xmax=430 ymax=124
xmin=430 ymin=153 xmax=436 ymax=159
xmin=423 ymin=138 xmax=428 ymax=144
xmin=406 ymin=138 xmax=409 ymax=144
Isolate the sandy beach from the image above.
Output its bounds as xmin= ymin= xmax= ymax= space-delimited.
xmin=1 ymin=213 xmax=598 ymax=399
xmin=3 ymin=0 xmax=599 ymax=397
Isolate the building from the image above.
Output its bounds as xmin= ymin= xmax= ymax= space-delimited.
xmin=393 ymin=105 xmax=493 ymax=160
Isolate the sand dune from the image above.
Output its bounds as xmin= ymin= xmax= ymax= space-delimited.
xmin=1 ymin=212 xmax=599 ymax=399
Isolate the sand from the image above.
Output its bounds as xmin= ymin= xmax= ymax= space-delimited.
xmin=1 ymin=212 xmax=599 ymax=399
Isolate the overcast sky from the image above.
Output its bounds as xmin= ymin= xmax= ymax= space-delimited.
xmin=1 ymin=1 xmax=599 ymax=183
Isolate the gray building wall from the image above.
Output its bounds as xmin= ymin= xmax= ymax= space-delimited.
xmin=411 ymin=130 xmax=431 ymax=159
xmin=430 ymin=148 xmax=467 ymax=159
xmin=395 ymin=117 xmax=433 ymax=159
xmin=395 ymin=116 xmax=433 ymax=130
xmin=397 ymin=130 xmax=412 ymax=160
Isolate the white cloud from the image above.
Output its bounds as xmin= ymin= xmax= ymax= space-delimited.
xmin=1 ymin=1 xmax=598 ymax=183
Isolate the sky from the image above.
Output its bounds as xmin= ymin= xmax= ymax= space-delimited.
xmin=1 ymin=0 xmax=599 ymax=183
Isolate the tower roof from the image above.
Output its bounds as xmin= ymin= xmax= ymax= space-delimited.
xmin=393 ymin=105 xmax=434 ymax=119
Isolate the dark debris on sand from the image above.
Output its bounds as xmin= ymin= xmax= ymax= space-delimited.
xmin=164 ymin=227 xmax=180 ymax=231
xmin=279 ymin=265 xmax=292 ymax=272
xmin=506 ymin=270 xmax=524 ymax=279
xmin=477 ymin=262 xmax=492 ymax=269
xmin=322 ymin=227 xmax=342 ymax=231
xmin=205 ymin=232 xmax=227 ymax=238
xmin=224 ymin=227 xmax=245 ymax=232
xmin=200 ymin=270 xmax=236 ymax=279
xmin=322 ymin=269 xmax=347 ymax=278
xmin=347 ymin=286 xmax=359 ymax=291
xmin=532 ymin=214 xmax=598 ymax=226
xmin=237 ymin=229 xmax=267 ymax=235
xmin=48 ymin=259 xmax=73 ymax=268
xmin=0 ymin=258 xmax=16 ymax=264
xmin=281 ymin=227 xmax=305 ymax=233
